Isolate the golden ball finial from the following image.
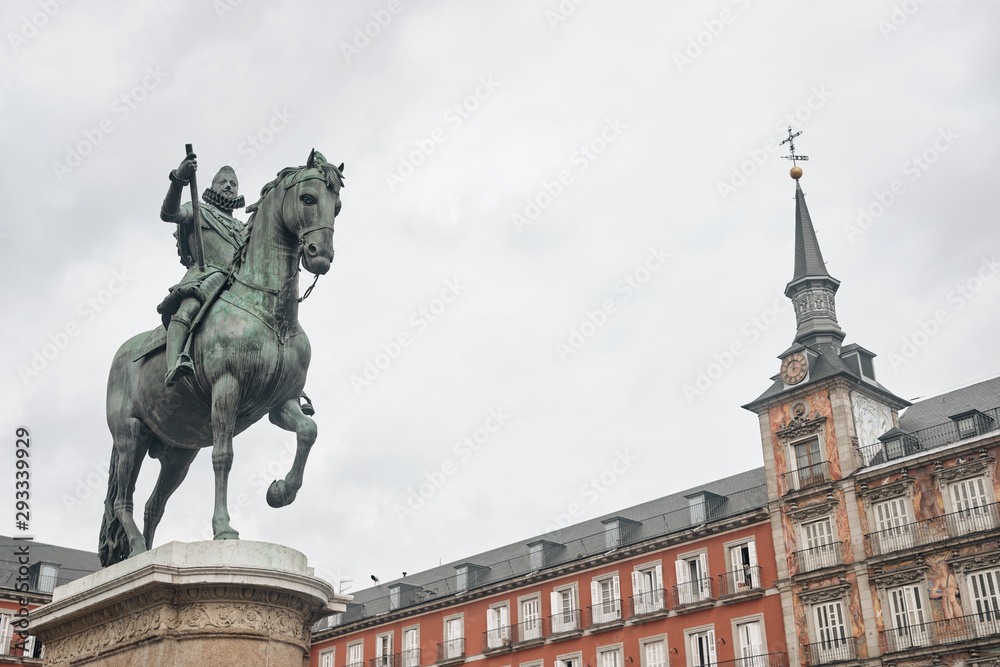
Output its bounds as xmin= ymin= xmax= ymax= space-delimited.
xmin=790 ymin=166 xmax=803 ymax=180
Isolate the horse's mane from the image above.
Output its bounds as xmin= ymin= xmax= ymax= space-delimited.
xmin=232 ymin=158 xmax=345 ymax=272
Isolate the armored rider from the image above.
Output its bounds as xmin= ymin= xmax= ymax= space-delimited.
xmin=157 ymin=153 xmax=247 ymax=386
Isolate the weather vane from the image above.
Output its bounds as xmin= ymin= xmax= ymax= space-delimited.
xmin=780 ymin=126 xmax=809 ymax=179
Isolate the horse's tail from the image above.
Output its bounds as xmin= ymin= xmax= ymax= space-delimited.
xmin=98 ymin=440 xmax=129 ymax=567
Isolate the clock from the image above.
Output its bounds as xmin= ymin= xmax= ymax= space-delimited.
xmin=780 ymin=352 xmax=808 ymax=385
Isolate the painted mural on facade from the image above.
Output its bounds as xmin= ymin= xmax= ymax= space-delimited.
xmin=850 ymin=391 xmax=894 ymax=461
xmin=768 ymin=389 xmax=841 ymax=495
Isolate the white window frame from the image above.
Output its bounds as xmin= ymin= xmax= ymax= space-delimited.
xmin=486 ymin=601 xmax=512 ymax=649
xmin=518 ymin=593 xmax=543 ymax=642
xmin=597 ymin=642 xmax=624 ymax=667
xmin=945 ymin=476 xmax=998 ymax=536
xmin=442 ymin=613 xmax=464 ymax=660
xmin=455 ymin=566 xmax=469 ymax=592
xmin=871 ymin=497 xmax=914 ymax=552
xmin=554 ymin=650 xmax=583 ymax=667
xmin=550 ymin=584 xmax=579 ymax=633
xmin=723 ymin=538 xmax=759 ymax=592
xmin=638 ymin=634 xmax=668 ymax=667
xmin=605 ymin=522 xmax=621 ymax=549
xmin=731 ymin=614 xmax=766 ymax=661
xmin=375 ymin=632 xmax=394 ymax=667
xmin=963 ymin=566 xmax=1000 ymax=637
xmin=883 ymin=583 xmax=931 ymax=650
xmin=319 ymin=647 xmax=336 ymax=667
xmin=810 ymin=599 xmax=850 ymax=663
xmin=798 ymin=517 xmax=837 ymax=571
xmin=675 ymin=548 xmax=710 ymax=605
xmin=347 ymin=640 xmax=365 ymax=667
xmin=631 ymin=560 xmax=664 ymax=614
xmin=402 ymin=625 xmax=420 ymax=667
xmin=787 ymin=435 xmax=825 ymax=490
xmin=590 ymin=572 xmax=622 ymax=624
xmin=0 ymin=614 xmax=11 ymax=656
xmin=529 ymin=543 xmax=544 ymax=571
xmin=684 ymin=625 xmax=717 ymax=667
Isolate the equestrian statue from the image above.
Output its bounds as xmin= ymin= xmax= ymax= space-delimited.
xmin=98 ymin=147 xmax=344 ymax=567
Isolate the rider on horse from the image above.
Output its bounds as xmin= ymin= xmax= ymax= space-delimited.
xmin=158 ymin=154 xmax=247 ymax=386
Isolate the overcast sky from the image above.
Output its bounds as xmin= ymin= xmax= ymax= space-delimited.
xmin=2 ymin=1 xmax=998 ymax=593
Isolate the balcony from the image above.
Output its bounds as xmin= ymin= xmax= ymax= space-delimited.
xmin=673 ymin=576 xmax=715 ymax=608
xmin=548 ymin=608 xmax=582 ymax=635
xmin=880 ymin=610 xmax=1000 ymax=653
xmin=401 ymin=649 xmax=421 ymax=667
xmin=859 ymin=407 xmax=999 ymax=466
xmin=371 ymin=654 xmax=401 ymax=667
xmin=587 ymin=598 xmax=623 ymax=627
xmin=629 ymin=588 xmax=668 ymax=617
xmin=715 ymin=653 xmax=788 ymax=667
xmin=436 ymin=638 xmax=465 ymax=664
xmin=791 ymin=542 xmax=843 ymax=575
xmin=864 ymin=503 xmax=1000 ymax=557
xmin=1 ymin=634 xmax=40 ymax=663
xmin=803 ymin=636 xmax=858 ymax=665
xmin=483 ymin=624 xmax=516 ymax=652
xmin=513 ymin=617 xmax=546 ymax=645
xmin=718 ymin=565 xmax=764 ymax=597
xmin=782 ymin=462 xmax=832 ymax=494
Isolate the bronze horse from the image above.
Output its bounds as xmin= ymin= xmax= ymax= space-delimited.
xmin=99 ymin=150 xmax=343 ymax=566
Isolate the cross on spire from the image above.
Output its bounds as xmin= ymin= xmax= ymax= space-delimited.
xmin=780 ymin=126 xmax=810 ymax=166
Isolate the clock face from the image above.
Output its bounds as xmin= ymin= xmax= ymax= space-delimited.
xmin=781 ymin=352 xmax=808 ymax=385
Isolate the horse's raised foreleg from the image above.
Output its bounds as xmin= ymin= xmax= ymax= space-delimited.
xmin=111 ymin=418 xmax=150 ymax=558
xmin=211 ymin=374 xmax=240 ymax=539
xmin=265 ymin=397 xmax=318 ymax=508
xmin=143 ymin=444 xmax=200 ymax=549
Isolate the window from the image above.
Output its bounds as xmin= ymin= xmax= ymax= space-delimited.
xmin=375 ymin=633 xmax=393 ymax=667
xmin=443 ymin=616 xmax=464 ymax=660
xmin=555 ymin=651 xmax=582 ymax=667
xmin=0 ymin=615 xmax=12 ymax=656
xmin=591 ymin=575 xmax=622 ymax=623
xmin=727 ymin=541 xmax=759 ymax=592
xmin=38 ymin=564 xmax=58 ymax=593
xmin=949 ymin=477 xmax=997 ymax=535
xmin=639 ymin=636 xmax=667 ymax=667
xmin=812 ymin=601 xmax=850 ymax=663
xmin=736 ymin=621 xmax=764 ymax=659
xmin=966 ymin=568 xmax=1000 ymax=636
xmin=347 ymin=641 xmax=364 ymax=667
xmin=689 ymin=496 xmax=706 ymax=524
xmin=597 ymin=644 xmax=623 ymax=667
xmin=319 ymin=648 xmax=335 ymax=667
xmin=402 ymin=627 xmax=420 ymax=667
xmin=550 ymin=585 xmax=579 ymax=632
xmin=455 ymin=566 xmax=468 ymax=592
xmin=390 ymin=586 xmax=401 ymax=610
xmin=529 ymin=543 xmax=544 ymax=571
xmin=792 ymin=438 xmax=824 ymax=488
xmin=686 ymin=629 xmax=716 ymax=667
xmin=799 ymin=519 xmax=838 ymax=571
xmin=486 ymin=603 xmax=511 ymax=649
xmin=605 ymin=522 xmax=621 ymax=549
xmin=519 ymin=595 xmax=543 ymax=641
xmin=885 ymin=585 xmax=930 ymax=649
xmin=871 ymin=497 xmax=913 ymax=552
xmin=675 ymin=552 xmax=710 ymax=605
xmin=631 ymin=563 xmax=664 ymax=614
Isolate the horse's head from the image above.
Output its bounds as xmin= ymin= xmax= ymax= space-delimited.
xmin=264 ymin=149 xmax=344 ymax=276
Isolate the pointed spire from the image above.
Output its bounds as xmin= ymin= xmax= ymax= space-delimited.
xmin=784 ymin=175 xmax=845 ymax=349
xmin=792 ymin=181 xmax=831 ymax=281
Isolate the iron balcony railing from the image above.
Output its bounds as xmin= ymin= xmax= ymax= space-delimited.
xmin=401 ymin=648 xmax=421 ymax=667
xmin=483 ymin=624 xmax=516 ymax=651
xmin=370 ymin=654 xmax=401 ymax=667
xmin=880 ymin=610 xmax=1000 ymax=653
xmin=803 ymin=636 xmax=858 ymax=665
xmin=586 ymin=598 xmax=623 ymax=625
xmin=791 ymin=541 xmax=843 ymax=575
xmin=859 ymin=407 xmax=1000 ymax=466
xmin=673 ymin=576 xmax=714 ymax=606
xmin=718 ymin=565 xmax=764 ymax=596
xmin=549 ymin=607 xmax=582 ymax=634
xmin=513 ymin=617 xmax=546 ymax=643
xmin=781 ymin=461 xmax=832 ymax=494
xmin=714 ymin=652 xmax=788 ymax=667
xmin=436 ymin=638 xmax=465 ymax=663
xmin=864 ymin=503 xmax=1000 ymax=556
xmin=629 ymin=588 xmax=668 ymax=616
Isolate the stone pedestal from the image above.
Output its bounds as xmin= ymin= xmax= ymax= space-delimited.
xmin=31 ymin=541 xmax=349 ymax=667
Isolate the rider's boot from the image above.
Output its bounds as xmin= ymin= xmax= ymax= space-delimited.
xmin=165 ymin=313 xmax=195 ymax=387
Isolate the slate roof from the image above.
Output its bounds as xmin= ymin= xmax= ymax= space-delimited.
xmin=899 ymin=375 xmax=1000 ymax=432
xmin=0 ymin=535 xmax=102 ymax=592
xmin=317 ymin=468 xmax=767 ymax=631
xmin=791 ymin=181 xmax=832 ymax=281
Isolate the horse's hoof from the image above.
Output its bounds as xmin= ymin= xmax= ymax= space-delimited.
xmin=266 ymin=479 xmax=297 ymax=508
xmin=214 ymin=529 xmax=240 ymax=540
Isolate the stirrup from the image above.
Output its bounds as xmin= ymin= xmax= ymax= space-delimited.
xmin=165 ymin=356 xmax=195 ymax=387
xmin=300 ymin=392 xmax=315 ymax=416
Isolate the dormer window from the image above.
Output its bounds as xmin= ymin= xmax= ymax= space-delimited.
xmin=29 ymin=562 xmax=58 ymax=594
xmin=685 ymin=491 xmax=726 ymax=524
xmin=529 ymin=543 xmax=544 ymax=570
xmin=455 ymin=566 xmax=468 ymax=592
xmin=950 ymin=411 xmax=992 ymax=439
xmin=601 ymin=517 xmax=640 ymax=549
xmin=454 ymin=563 xmax=487 ymax=592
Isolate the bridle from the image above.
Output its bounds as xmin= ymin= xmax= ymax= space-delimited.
xmin=280 ymin=170 xmax=339 ymax=302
